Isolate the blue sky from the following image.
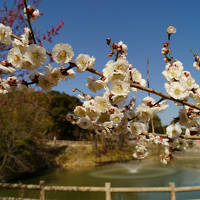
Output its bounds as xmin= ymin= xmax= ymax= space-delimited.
xmin=7 ymin=0 xmax=200 ymax=125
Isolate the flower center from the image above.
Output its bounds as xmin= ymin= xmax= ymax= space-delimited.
xmin=80 ymin=59 xmax=87 ymax=67
xmin=58 ymin=50 xmax=66 ymax=58
xmin=170 ymin=71 xmax=176 ymax=77
xmin=13 ymin=55 xmax=20 ymax=62
xmin=174 ymin=88 xmax=180 ymax=95
xmin=172 ymin=129 xmax=177 ymax=135
xmin=187 ymin=79 xmax=192 ymax=86
xmin=113 ymin=116 xmax=120 ymax=123
xmin=116 ymin=64 xmax=124 ymax=71
xmin=115 ymin=84 xmax=123 ymax=93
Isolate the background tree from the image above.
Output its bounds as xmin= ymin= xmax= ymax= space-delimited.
xmin=149 ymin=114 xmax=165 ymax=134
xmin=48 ymin=91 xmax=88 ymax=140
xmin=0 ymin=90 xmax=54 ymax=180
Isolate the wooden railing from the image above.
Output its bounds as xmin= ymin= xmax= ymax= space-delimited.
xmin=1 ymin=181 xmax=200 ymax=200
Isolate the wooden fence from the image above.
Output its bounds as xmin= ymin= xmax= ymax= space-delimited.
xmin=1 ymin=181 xmax=200 ymax=200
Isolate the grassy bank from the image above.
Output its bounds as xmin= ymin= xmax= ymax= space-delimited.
xmin=54 ymin=142 xmax=136 ymax=169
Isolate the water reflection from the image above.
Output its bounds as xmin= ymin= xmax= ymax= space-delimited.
xmin=2 ymin=156 xmax=200 ymax=200
xmin=90 ymin=161 xmax=177 ymax=179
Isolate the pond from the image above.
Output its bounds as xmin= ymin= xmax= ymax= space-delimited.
xmin=2 ymin=153 xmax=200 ymax=200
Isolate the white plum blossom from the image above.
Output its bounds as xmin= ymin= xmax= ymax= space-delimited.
xmin=24 ymin=5 xmax=40 ymax=21
xmin=52 ymin=43 xmax=74 ymax=65
xmin=30 ymin=65 xmax=75 ymax=91
xmin=7 ymin=47 xmax=23 ymax=68
xmin=181 ymin=75 xmax=196 ymax=90
xmin=142 ymin=96 xmax=155 ymax=107
xmin=74 ymin=106 xmax=86 ymax=118
xmin=165 ymin=60 xmax=183 ymax=72
xmin=152 ymin=101 xmax=168 ymax=112
xmin=103 ymin=121 xmax=114 ymax=129
xmin=37 ymin=75 xmax=56 ymax=91
xmin=130 ymin=68 xmax=146 ymax=92
xmin=185 ymin=128 xmax=191 ymax=136
xmin=193 ymin=61 xmax=200 ymax=70
xmin=110 ymin=112 xmax=124 ymax=125
xmin=167 ymin=26 xmax=176 ymax=34
xmin=111 ymin=70 xmax=128 ymax=82
xmin=118 ymin=41 xmax=128 ymax=53
xmin=193 ymin=90 xmax=200 ymax=103
xmin=24 ymin=44 xmax=47 ymax=68
xmin=86 ymin=107 xmax=100 ymax=122
xmin=166 ymin=124 xmax=182 ymax=138
xmin=133 ymin=145 xmax=148 ymax=159
xmin=13 ymin=27 xmax=31 ymax=47
xmin=0 ymin=65 xmax=16 ymax=74
xmin=129 ymin=121 xmax=148 ymax=136
xmin=103 ymin=60 xmax=114 ymax=81
xmin=86 ymin=76 xmax=105 ymax=93
xmin=162 ymin=65 xmax=183 ymax=82
xmin=135 ymin=105 xmax=153 ymax=122
xmin=75 ymin=54 xmax=95 ymax=72
xmin=160 ymin=154 xmax=169 ymax=165
xmin=113 ymin=58 xmax=129 ymax=73
xmin=179 ymin=106 xmax=199 ymax=127
xmin=0 ymin=78 xmax=10 ymax=94
xmin=165 ymin=82 xmax=189 ymax=100
xmin=0 ymin=23 xmax=12 ymax=45
xmin=6 ymin=76 xmax=19 ymax=91
xmin=76 ymin=117 xmax=92 ymax=129
xmin=110 ymin=80 xmax=129 ymax=96
xmin=66 ymin=69 xmax=75 ymax=79
xmin=94 ymin=96 xmax=111 ymax=113
xmin=111 ymin=94 xmax=128 ymax=104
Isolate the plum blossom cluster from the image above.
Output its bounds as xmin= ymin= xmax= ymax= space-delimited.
xmin=67 ymin=38 xmax=174 ymax=163
xmin=0 ymin=6 xmax=96 ymax=93
xmin=161 ymin=30 xmax=200 ymax=138
xmin=69 ymin=29 xmax=200 ymax=164
xmin=24 ymin=5 xmax=41 ymax=22
xmin=0 ymin=5 xmax=199 ymax=165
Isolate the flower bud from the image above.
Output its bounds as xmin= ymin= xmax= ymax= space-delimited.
xmin=106 ymin=38 xmax=111 ymax=45
xmin=108 ymin=52 xmax=113 ymax=57
xmin=72 ymin=88 xmax=77 ymax=92
xmin=167 ymin=26 xmax=176 ymax=34
xmin=117 ymin=47 xmax=122 ymax=53
xmin=112 ymin=43 xmax=118 ymax=49
xmin=163 ymin=42 xmax=168 ymax=47
xmin=1 ymin=60 xmax=9 ymax=66
xmin=195 ymin=56 xmax=200 ymax=62
xmin=164 ymin=57 xmax=170 ymax=63
xmin=161 ymin=48 xmax=169 ymax=55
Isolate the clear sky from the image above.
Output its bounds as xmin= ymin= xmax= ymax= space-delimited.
xmin=8 ymin=0 xmax=200 ymax=125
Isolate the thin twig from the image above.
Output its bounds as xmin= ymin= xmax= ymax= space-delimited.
xmin=131 ymin=82 xmax=200 ymax=111
xmin=80 ymin=65 xmax=200 ymax=111
xmin=190 ymin=48 xmax=197 ymax=58
xmin=147 ymin=56 xmax=150 ymax=93
xmin=168 ymin=34 xmax=173 ymax=64
xmin=11 ymin=34 xmax=23 ymax=42
xmin=24 ymin=0 xmax=37 ymax=44
xmin=151 ymin=98 xmax=164 ymax=107
xmin=147 ymin=56 xmax=155 ymax=133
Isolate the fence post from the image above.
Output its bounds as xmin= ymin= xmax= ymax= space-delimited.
xmin=18 ymin=181 xmax=24 ymax=199
xmin=40 ymin=180 xmax=45 ymax=200
xmin=169 ymin=182 xmax=176 ymax=200
xmin=105 ymin=182 xmax=111 ymax=200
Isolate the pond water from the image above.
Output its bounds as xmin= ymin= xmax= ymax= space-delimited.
xmin=2 ymin=154 xmax=200 ymax=200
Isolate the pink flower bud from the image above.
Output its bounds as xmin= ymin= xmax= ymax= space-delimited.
xmin=106 ymin=38 xmax=111 ymax=45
